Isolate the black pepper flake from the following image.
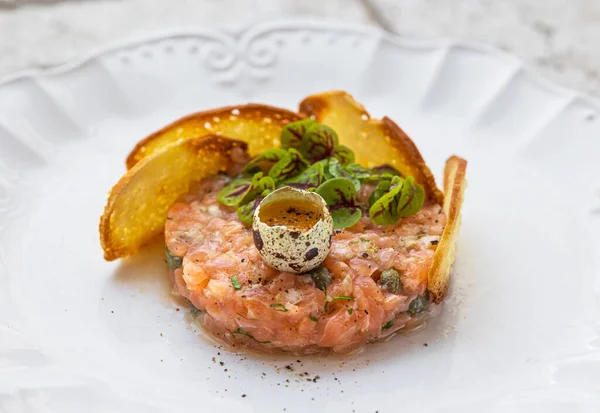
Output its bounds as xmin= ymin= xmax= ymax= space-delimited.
xmin=241 ymin=394 xmax=246 ymax=398
xmin=362 ymin=252 xmax=369 ymax=258
xmin=430 ymin=240 xmax=439 ymax=245
xmin=219 ymin=361 xmax=224 ymax=366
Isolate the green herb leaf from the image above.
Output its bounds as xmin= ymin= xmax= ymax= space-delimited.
xmin=237 ymin=197 xmax=263 ymax=226
xmin=242 ymin=148 xmax=287 ymax=174
xmin=309 ymin=315 xmax=319 ymax=322
xmin=315 ymin=177 xmax=362 ymax=229
xmin=368 ymin=176 xmax=404 ymax=225
xmin=165 ymin=246 xmax=183 ymax=270
xmin=301 ymin=124 xmax=338 ymax=161
xmin=382 ymin=319 xmax=395 ymax=330
xmin=270 ymin=303 xmax=288 ymax=312
xmin=408 ymin=291 xmax=430 ymax=315
xmin=368 ymin=179 xmax=391 ymax=207
xmin=347 ymin=308 xmax=354 ymax=315
xmin=308 ymin=266 xmax=332 ymax=291
xmin=285 ymin=161 xmax=324 ymax=190
xmin=372 ymin=164 xmax=401 ymax=177
xmin=217 ymin=177 xmax=252 ymax=207
xmin=327 ymin=158 xmax=361 ymax=191
xmin=345 ymin=163 xmax=378 ymax=182
xmin=332 ymin=145 xmax=355 ymax=166
xmin=269 ymin=148 xmax=310 ymax=183
xmin=231 ymin=328 xmax=271 ymax=344
xmin=379 ymin=267 xmax=401 ymax=294
xmin=332 ymin=295 xmax=354 ymax=301
xmin=241 ymin=172 xmax=275 ymax=205
xmin=281 ymin=119 xmax=318 ymax=150
xmin=396 ymin=176 xmax=425 ymax=218
xmin=231 ymin=275 xmax=242 ymax=290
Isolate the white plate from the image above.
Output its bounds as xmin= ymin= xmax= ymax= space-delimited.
xmin=1 ymin=20 xmax=599 ymax=413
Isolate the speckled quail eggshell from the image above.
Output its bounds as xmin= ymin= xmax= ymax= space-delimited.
xmin=252 ymin=187 xmax=333 ymax=274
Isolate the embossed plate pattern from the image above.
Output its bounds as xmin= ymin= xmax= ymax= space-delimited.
xmin=0 ymin=21 xmax=599 ymax=413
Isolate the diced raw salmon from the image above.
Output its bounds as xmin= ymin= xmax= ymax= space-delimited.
xmin=165 ymin=175 xmax=445 ymax=354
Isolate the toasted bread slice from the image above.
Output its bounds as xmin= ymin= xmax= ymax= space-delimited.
xmin=427 ymin=156 xmax=467 ymax=303
xmin=100 ymin=135 xmax=247 ymax=261
xmin=126 ymin=104 xmax=302 ymax=169
xmin=299 ymin=91 xmax=444 ymax=205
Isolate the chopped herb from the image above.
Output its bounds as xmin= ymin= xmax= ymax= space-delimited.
xmin=359 ymin=237 xmax=370 ymax=243
xmin=309 ymin=315 xmax=319 ymax=322
xmin=231 ymin=276 xmax=242 ymax=290
xmin=332 ymin=295 xmax=354 ymax=301
xmin=382 ymin=319 xmax=395 ymax=330
xmin=230 ymin=328 xmax=271 ymax=344
xmin=347 ymin=308 xmax=353 ymax=315
xmin=165 ymin=246 xmax=183 ymax=271
xmin=270 ymin=303 xmax=288 ymax=312
xmin=324 ymin=299 xmax=330 ymax=312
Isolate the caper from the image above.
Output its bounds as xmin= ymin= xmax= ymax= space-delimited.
xmin=379 ymin=267 xmax=401 ymax=294
xmin=309 ymin=266 xmax=332 ymax=291
xmin=165 ymin=246 xmax=183 ymax=271
xmin=408 ymin=291 xmax=430 ymax=315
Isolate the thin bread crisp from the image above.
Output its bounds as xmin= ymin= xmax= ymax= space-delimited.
xmin=101 ymin=135 xmax=248 ymax=261
xmin=299 ymin=91 xmax=444 ymax=205
xmin=126 ymin=104 xmax=302 ymax=169
xmin=427 ymin=156 xmax=467 ymax=303
xmin=103 ymin=92 xmax=466 ymax=305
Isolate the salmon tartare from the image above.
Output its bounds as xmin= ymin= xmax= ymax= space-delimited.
xmin=165 ymin=174 xmax=445 ymax=354
xmin=99 ymin=91 xmax=467 ymax=355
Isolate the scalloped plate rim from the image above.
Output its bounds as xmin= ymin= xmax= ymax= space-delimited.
xmin=0 ymin=19 xmax=598 ymax=112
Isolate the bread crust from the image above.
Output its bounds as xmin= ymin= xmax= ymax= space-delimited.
xmin=126 ymin=104 xmax=303 ymax=169
xmin=101 ymin=135 xmax=248 ymax=261
xmin=427 ymin=155 xmax=468 ymax=303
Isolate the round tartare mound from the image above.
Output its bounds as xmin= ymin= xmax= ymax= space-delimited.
xmin=165 ymin=175 xmax=445 ymax=354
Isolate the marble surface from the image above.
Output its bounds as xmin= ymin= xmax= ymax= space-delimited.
xmin=0 ymin=0 xmax=598 ymax=99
